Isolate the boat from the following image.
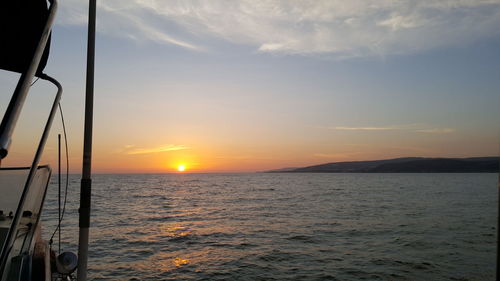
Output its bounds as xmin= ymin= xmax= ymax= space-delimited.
xmin=0 ymin=0 xmax=96 ymax=280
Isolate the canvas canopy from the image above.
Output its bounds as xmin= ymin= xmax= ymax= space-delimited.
xmin=0 ymin=0 xmax=53 ymax=76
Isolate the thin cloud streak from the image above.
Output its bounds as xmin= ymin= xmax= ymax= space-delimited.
xmin=58 ymin=0 xmax=201 ymax=50
xmin=333 ymin=124 xmax=456 ymax=134
xmin=126 ymin=144 xmax=189 ymax=155
xmin=415 ymin=128 xmax=456 ymax=134
xmin=57 ymin=0 xmax=500 ymax=57
xmin=113 ymin=9 xmax=200 ymax=50
xmin=335 ymin=126 xmax=399 ymax=131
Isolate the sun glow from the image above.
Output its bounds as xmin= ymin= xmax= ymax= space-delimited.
xmin=177 ymin=164 xmax=186 ymax=172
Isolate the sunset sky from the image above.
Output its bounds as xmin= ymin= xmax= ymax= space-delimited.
xmin=0 ymin=0 xmax=499 ymax=173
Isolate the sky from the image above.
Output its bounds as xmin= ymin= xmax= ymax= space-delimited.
xmin=0 ymin=0 xmax=499 ymax=173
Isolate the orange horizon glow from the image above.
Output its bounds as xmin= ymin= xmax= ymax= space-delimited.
xmin=6 ymin=130 xmax=495 ymax=174
xmin=23 ymin=144 xmax=498 ymax=174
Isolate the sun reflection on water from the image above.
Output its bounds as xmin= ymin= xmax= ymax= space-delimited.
xmin=174 ymin=257 xmax=190 ymax=267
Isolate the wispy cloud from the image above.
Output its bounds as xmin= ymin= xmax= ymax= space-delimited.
xmin=333 ymin=124 xmax=420 ymax=131
xmin=58 ymin=0 xmax=500 ymax=57
xmin=59 ymin=0 xmax=201 ymax=50
xmin=107 ymin=6 xmax=200 ymax=50
xmin=415 ymin=128 xmax=455 ymax=134
xmin=125 ymin=144 xmax=189 ymax=155
xmin=332 ymin=124 xmax=456 ymax=134
xmin=335 ymin=126 xmax=400 ymax=131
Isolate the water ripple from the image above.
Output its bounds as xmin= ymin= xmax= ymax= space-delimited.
xmin=42 ymin=173 xmax=496 ymax=280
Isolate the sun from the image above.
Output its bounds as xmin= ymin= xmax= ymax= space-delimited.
xmin=177 ymin=164 xmax=186 ymax=172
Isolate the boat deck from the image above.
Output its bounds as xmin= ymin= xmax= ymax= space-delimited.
xmin=0 ymin=166 xmax=51 ymax=280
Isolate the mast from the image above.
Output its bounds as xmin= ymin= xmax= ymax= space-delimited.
xmin=77 ymin=0 xmax=96 ymax=280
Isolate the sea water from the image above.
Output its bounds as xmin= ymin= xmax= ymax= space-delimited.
xmin=42 ymin=173 xmax=497 ymax=280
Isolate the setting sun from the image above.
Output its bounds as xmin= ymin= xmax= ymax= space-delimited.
xmin=177 ymin=164 xmax=186 ymax=172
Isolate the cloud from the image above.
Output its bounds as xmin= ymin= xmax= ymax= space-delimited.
xmin=125 ymin=144 xmax=189 ymax=155
xmin=333 ymin=124 xmax=456 ymax=133
xmin=415 ymin=128 xmax=455 ymax=134
xmin=106 ymin=7 xmax=200 ymax=50
xmin=334 ymin=126 xmax=400 ymax=131
xmin=58 ymin=0 xmax=201 ymax=50
xmin=333 ymin=124 xmax=421 ymax=131
xmin=57 ymin=0 xmax=500 ymax=57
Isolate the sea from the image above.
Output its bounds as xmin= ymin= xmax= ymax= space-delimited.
xmin=41 ymin=173 xmax=497 ymax=281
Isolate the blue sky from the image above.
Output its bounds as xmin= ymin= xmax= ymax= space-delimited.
xmin=1 ymin=0 xmax=499 ymax=172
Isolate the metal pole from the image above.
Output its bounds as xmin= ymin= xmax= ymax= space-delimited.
xmin=58 ymin=133 xmax=61 ymax=255
xmin=497 ymin=161 xmax=499 ymax=281
xmin=77 ymin=0 xmax=96 ymax=280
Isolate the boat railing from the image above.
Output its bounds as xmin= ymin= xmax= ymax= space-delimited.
xmin=0 ymin=0 xmax=58 ymax=159
xmin=0 ymin=0 xmax=61 ymax=279
xmin=0 ymin=166 xmax=51 ymax=280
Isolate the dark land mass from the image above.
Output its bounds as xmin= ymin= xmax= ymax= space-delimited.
xmin=265 ymin=157 xmax=499 ymax=173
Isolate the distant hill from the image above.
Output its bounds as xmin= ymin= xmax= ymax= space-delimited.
xmin=265 ymin=157 xmax=499 ymax=173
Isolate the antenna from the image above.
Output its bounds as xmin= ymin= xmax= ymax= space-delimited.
xmin=77 ymin=0 xmax=96 ymax=280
